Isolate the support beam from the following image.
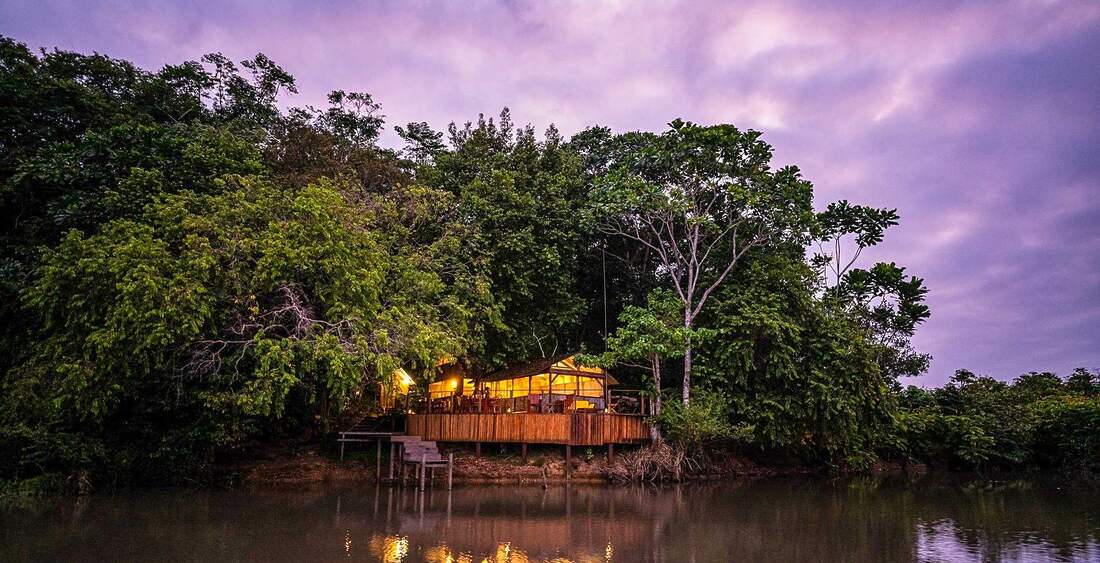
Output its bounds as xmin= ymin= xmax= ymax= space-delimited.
xmin=388 ymin=442 xmax=395 ymax=480
xmin=608 ymin=443 xmax=615 ymax=464
xmin=521 ymin=443 xmax=528 ymax=464
xmin=376 ymin=438 xmax=382 ymax=478
xmin=475 ymin=442 xmax=481 ymax=458
xmin=447 ymin=453 xmax=453 ymax=490
xmin=419 ymin=452 xmax=427 ymax=490
xmin=565 ymin=444 xmax=572 ymax=481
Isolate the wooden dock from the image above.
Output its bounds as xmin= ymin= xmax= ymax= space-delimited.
xmin=406 ymin=413 xmax=650 ymax=446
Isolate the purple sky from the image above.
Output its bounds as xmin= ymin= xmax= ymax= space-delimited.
xmin=3 ymin=0 xmax=1098 ymax=385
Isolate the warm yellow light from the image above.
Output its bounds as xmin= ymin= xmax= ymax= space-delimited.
xmin=379 ymin=535 xmax=408 ymax=562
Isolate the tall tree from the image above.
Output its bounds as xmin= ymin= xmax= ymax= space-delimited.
xmin=594 ymin=120 xmax=813 ymax=404
xmin=586 ymin=289 xmax=696 ymax=418
xmin=418 ymin=111 xmax=595 ymax=367
xmin=813 ymin=201 xmax=931 ymax=383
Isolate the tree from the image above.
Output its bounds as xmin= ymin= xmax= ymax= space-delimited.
xmin=1065 ymin=368 xmax=1099 ymax=396
xmin=813 ymin=201 xmax=931 ymax=383
xmin=396 ymin=121 xmax=446 ymax=165
xmin=586 ymin=289 xmax=696 ymax=418
xmin=422 ymin=111 xmax=595 ymax=367
xmin=0 ymin=38 xmax=303 ymax=388
xmin=594 ymin=120 xmax=813 ymax=404
xmin=5 ymin=176 xmax=481 ymax=483
xmin=812 ymin=200 xmax=898 ymax=288
xmin=703 ymin=254 xmax=896 ymax=467
xmin=830 ymin=262 xmax=931 ymax=383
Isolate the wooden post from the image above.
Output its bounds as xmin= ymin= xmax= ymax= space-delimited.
xmin=389 ymin=441 xmax=395 ymax=480
xmin=475 ymin=442 xmax=481 ymax=458
xmin=608 ymin=443 xmax=615 ymax=464
xmin=339 ymin=439 xmax=345 ymax=461
xmin=521 ymin=443 xmax=528 ymax=464
xmin=376 ymin=438 xmax=382 ymax=478
xmin=419 ymin=452 xmax=427 ymax=490
xmin=603 ymin=371 xmax=609 ymax=412
xmin=565 ymin=444 xmax=572 ymax=481
xmin=447 ymin=453 xmax=453 ymax=490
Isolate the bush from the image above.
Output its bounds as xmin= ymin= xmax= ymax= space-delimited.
xmin=655 ymin=390 xmax=748 ymax=454
xmin=1031 ymin=396 xmax=1100 ymax=476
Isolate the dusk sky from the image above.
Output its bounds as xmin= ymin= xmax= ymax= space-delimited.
xmin=2 ymin=0 xmax=1098 ymax=385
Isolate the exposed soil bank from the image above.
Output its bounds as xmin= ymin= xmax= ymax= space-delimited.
xmin=233 ymin=443 xmax=835 ymax=489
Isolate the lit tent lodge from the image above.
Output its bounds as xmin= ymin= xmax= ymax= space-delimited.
xmin=385 ymin=354 xmax=621 ymax=414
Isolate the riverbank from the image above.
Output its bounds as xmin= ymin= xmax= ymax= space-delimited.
xmin=232 ymin=443 xmax=827 ymax=489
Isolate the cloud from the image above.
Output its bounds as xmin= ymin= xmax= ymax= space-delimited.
xmin=2 ymin=0 xmax=1098 ymax=384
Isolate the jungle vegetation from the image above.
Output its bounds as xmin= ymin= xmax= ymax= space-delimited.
xmin=1 ymin=38 xmax=1096 ymax=492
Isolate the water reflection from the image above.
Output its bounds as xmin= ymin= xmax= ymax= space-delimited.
xmin=1 ymin=477 xmax=1098 ymax=562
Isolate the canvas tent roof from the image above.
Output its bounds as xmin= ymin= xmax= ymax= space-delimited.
xmin=482 ymin=353 xmax=619 ymax=385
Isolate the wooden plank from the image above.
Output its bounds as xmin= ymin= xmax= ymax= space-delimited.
xmin=404 ymin=413 xmax=651 ymax=445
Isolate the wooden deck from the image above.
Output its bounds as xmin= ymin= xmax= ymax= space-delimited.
xmin=406 ymin=413 xmax=651 ymax=446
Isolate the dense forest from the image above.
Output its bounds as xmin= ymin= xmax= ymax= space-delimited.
xmin=1 ymin=38 xmax=1097 ymax=493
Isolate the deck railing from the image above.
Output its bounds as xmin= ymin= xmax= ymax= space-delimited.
xmin=392 ymin=388 xmax=651 ymax=416
xmin=406 ymin=412 xmax=651 ymax=446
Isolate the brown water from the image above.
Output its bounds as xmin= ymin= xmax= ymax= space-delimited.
xmin=2 ymin=478 xmax=1098 ymax=562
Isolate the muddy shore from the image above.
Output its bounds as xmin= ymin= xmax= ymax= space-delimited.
xmin=232 ymin=444 xmax=831 ymax=489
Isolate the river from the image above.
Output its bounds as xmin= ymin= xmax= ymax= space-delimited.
xmin=2 ymin=477 xmax=1098 ymax=562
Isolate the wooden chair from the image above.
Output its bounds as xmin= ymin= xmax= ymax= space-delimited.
xmin=398 ymin=438 xmax=453 ymax=489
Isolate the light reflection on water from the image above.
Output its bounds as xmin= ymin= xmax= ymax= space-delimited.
xmin=915 ymin=518 xmax=1100 ymax=563
xmin=1 ymin=478 xmax=1098 ymax=562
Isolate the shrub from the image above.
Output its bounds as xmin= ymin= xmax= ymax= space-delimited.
xmin=655 ymin=390 xmax=744 ymax=454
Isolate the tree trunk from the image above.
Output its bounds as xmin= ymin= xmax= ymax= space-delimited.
xmin=682 ymin=311 xmax=693 ymax=406
xmin=682 ymin=340 xmax=692 ymax=406
xmin=650 ymin=354 xmax=662 ymax=416
xmin=650 ymin=355 xmax=664 ymax=442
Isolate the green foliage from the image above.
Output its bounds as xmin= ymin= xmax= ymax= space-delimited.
xmin=893 ymin=368 xmax=1100 ymax=474
xmin=1065 ymin=368 xmax=1100 ymax=396
xmin=0 ymin=36 xmax=291 ymax=382
xmin=4 ymin=176 xmax=479 ymax=484
xmin=581 ymin=289 xmax=701 ymax=413
xmin=602 ymin=289 xmax=691 ymax=365
xmin=18 ymin=37 xmax=1093 ymax=491
xmin=591 ymin=119 xmax=816 ymax=404
xmin=700 ymin=253 xmax=897 ymax=467
xmin=655 ymin=390 xmax=745 ymax=453
xmin=1031 ymin=395 xmax=1100 ymax=476
xmin=422 ymin=111 xmax=594 ymax=366
xmin=813 ymin=200 xmax=931 ymax=383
